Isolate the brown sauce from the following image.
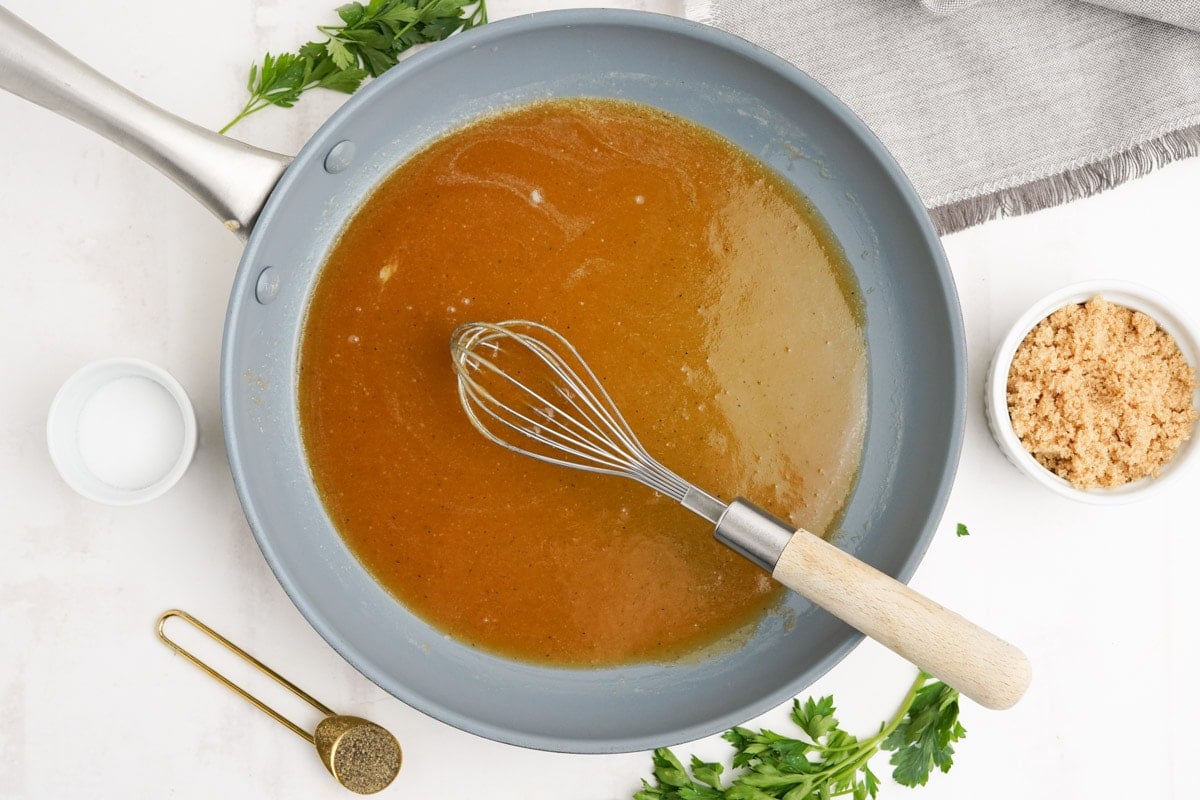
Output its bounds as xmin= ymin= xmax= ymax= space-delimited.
xmin=298 ymin=99 xmax=867 ymax=666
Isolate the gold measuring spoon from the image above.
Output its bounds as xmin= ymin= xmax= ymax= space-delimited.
xmin=156 ymin=610 xmax=402 ymax=794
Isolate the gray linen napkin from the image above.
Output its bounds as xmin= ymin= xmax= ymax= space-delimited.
xmin=922 ymin=0 xmax=1200 ymax=32
xmin=686 ymin=1 xmax=1200 ymax=233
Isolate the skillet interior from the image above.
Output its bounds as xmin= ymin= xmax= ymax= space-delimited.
xmin=222 ymin=9 xmax=964 ymax=754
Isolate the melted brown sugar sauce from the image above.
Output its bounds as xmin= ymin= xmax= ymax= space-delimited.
xmin=299 ymin=99 xmax=867 ymax=666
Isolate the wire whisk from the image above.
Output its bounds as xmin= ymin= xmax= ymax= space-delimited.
xmin=450 ymin=320 xmax=723 ymax=521
xmin=449 ymin=319 xmax=1031 ymax=711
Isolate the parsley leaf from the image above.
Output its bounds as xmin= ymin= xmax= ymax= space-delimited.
xmin=633 ymin=672 xmax=965 ymax=800
xmin=883 ymin=680 xmax=966 ymax=786
xmin=221 ymin=0 xmax=488 ymax=133
xmin=956 ymin=523 xmax=970 ymax=537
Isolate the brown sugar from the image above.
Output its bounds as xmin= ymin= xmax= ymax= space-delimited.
xmin=1007 ymin=297 xmax=1197 ymax=489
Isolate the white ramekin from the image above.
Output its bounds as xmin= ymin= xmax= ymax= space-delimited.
xmin=985 ymin=280 xmax=1200 ymax=505
xmin=46 ymin=357 xmax=198 ymax=505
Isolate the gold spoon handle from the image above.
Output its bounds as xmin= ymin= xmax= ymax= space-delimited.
xmin=156 ymin=609 xmax=335 ymax=743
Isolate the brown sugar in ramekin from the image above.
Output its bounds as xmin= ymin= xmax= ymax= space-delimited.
xmin=1006 ymin=297 xmax=1198 ymax=489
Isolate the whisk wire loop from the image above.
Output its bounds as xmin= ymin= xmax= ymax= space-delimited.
xmin=457 ymin=347 xmax=622 ymax=468
xmin=451 ymin=321 xmax=694 ymax=502
xmin=456 ymin=344 xmax=639 ymax=474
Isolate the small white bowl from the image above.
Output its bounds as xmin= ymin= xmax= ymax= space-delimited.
xmin=985 ymin=280 xmax=1200 ymax=504
xmin=46 ymin=358 xmax=198 ymax=505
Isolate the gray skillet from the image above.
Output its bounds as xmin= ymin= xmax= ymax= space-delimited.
xmin=0 ymin=7 xmax=964 ymax=753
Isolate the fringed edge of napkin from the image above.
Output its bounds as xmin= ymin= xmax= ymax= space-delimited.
xmin=687 ymin=0 xmax=716 ymax=22
xmin=929 ymin=123 xmax=1200 ymax=234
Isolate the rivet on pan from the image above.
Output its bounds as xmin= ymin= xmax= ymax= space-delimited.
xmin=255 ymin=267 xmax=281 ymax=305
xmin=324 ymin=140 xmax=356 ymax=174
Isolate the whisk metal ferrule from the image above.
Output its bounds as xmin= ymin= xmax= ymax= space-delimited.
xmin=683 ymin=486 xmax=795 ymax=571
xmin=711 ymin=498 xmax=796 ymax=572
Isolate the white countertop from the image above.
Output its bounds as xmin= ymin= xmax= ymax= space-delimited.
xmin=2 ymin=1 xmax=1198 ymax=797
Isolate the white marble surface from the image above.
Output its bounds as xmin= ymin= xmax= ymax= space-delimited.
xmin=2 ymin=1 xmax=1198 ymax=798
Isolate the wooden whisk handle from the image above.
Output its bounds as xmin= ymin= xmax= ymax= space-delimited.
xmin=715 ymin=499 xmax=1031 ymax=710
xmin=772 ymin=530 xmax=1031 ymax=710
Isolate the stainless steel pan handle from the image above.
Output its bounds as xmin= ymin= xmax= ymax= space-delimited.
xmin=0 ymin=6 xmax=292 ymax=238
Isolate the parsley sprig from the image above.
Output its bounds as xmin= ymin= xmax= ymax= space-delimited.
xmin=634 ymin=671 xmax=966 ymax=800
xmin=220 ymin=0 xmax=488 ymax=133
